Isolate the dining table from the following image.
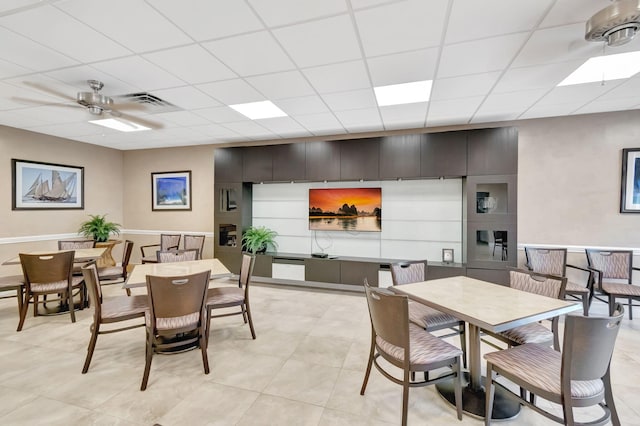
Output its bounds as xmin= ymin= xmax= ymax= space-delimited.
xmin=124 ymin=258 xmax=232 ymax=289
xmin=0 ymin=263 xmax=26 ymax=315
xmin=2 ymin=247 xmax=107 ymax=266
xmin=391 ymin=275 xmax=581 ymax=420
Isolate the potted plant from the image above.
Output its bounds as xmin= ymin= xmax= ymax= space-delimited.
xmin=241 ymin=226 xmax=278 ymax=254
xmin=78 ymin=214 xmax=121 ymax=242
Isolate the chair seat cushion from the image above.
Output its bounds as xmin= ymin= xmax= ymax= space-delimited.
xmin=97 ymin=266 xmax=124 ymax=278
xmin=145 ymin=311 xmax=200 ymax=331
xmin=499 ymin=322 xmax=553 ymax=345
xmin=408 ymin=300 xmax=461 ymax=330
xmin=602 ymin=282 xmax=640 ymax=297
xmin=206 ymin=287 xmax=244 ymax=307
xmin=376 ymin=323 xmax=462 ymax=366
xmin=484 ymin=343 xmax=604 ymax=401
xmin=565 ymin=281 xmax=589 ymax=294
xmin=31 ymin=276 xmax=84 ymax=292
xmin=102 ymin=295 xmax=148 ymax=320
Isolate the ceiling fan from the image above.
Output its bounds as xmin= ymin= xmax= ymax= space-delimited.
xmin=14 ymin=79 xmax=162 ymax=130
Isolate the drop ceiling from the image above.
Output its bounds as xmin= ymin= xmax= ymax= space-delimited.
xmin=0 ymin=0 xmax=639 ymax=150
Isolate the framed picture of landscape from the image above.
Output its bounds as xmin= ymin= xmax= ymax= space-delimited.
xmin=12 ymin=159 xmax=84 ymax=210
xmin=151 ymin=170 xmax=192 ymax=211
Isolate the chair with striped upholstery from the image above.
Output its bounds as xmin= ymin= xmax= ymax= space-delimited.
xmin=141 ymin=270 xmax=211 ymax=390
xmin=156 ymin=249 xmax=199 ymax=263
xmin=390 ymin=261 xmax=466 ymax=367
xmin=360 ymin=283 xmax=463 ymax=426
xmin=183 ymin=234 xmax=206 ymax=259
xmin=525 ymin=246 xmax=594 ymax=315
xmin=140 ymin=234 xmax=181 ymax=264
xmin=81 ymin=264 xmax=147 ymax=373
xmin=586 ymin=249 xmax=639 ymax=319
xmin=484 ymin=303 xmax=624 ymax=425
xmin=483 ymin=269 xmax=567 ymax=351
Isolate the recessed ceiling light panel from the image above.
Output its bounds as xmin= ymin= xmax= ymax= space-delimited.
xmin=89 ymin=118 xmax=150 ymax=132
xmin=374 ymin=80 xmax=432 ymax=106
xmin=229 ymin=101 xmax=287 ymax=120
xmin=558 ymin=51 xmax=640 ymax=86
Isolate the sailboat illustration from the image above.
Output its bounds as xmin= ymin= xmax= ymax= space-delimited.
xmin=24 ymin=171 xmax=76 ymax=202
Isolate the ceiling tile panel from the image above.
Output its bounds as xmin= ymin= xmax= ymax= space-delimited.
xmin=445 ymin=0 xmax=553 ymax=44
xmin=355 ymin=0 xmax=448 ymax=56
xmin=321 ymin=89 xmax=377 ymax=111
xmin=367 ymin=48 xmax=438 ymax=86
xmin=58 ymin=0 xmax=192 ymax=53
xmin=148 ymin=0 xmax=264 ymax=41
xmin=257 ymin=116 xmax=310 ymax=137
xmin=426 ymin=96 xmax=484 ymax=127
xmin=151 ymin=111 xmax=210 ymax=127
xmin=0 ymin=27 xmax=78 ymax=71
xmin=248 ymin=0 xmax=347 ymax=27
xmin=379 ymin=102 xmax=428 ymax=129
xmin=574 ymin=98 xmax=640 ymax=115
xmin=595 ymin=75 xmax=640 ymax=101
xmin=334 ymin=108 xmax=383 ymax=132
xmin=277 ymin=95 xmax=330 ymax=116
xmin=246 ymin=71 xmax=315 ymax=100
xmin=493 ymin=61 xmax=584 ymax=94
xmin=540 ymin=0 xmax=608 ymax=27
xmin=293 ymin=112 xmax=345 ymax=134
xmin=91 ymin=56 xmax=186 ymax=91
xmin=143 ymin=44 xmax=236 ymax=84
xmin=196 ymin=79 xmax=263 ymax=105
xmin=192 ymin=106 xmax=249 ymax=124
xmin=223 ymin=120 xmax=277 ymax=139
xmin=534 ymin=82 xmax=625 ymax=107
xmin=0 ymin=5 xmax=131 ymax=62
xmin=519 ymin=102 xmax=586 ymax=119
xmin=477 ymin=89 xmax=547 ymax=113
xmin=191 ymin=123 xmax=242 ymax=139
xmin=203 ymin=31 xmax=295 ymax=76
xmin=273 ymin=15 xmax=361 ymax=68
xmin=302 ymin=60 xmax=370 ymax=94
xmin=0 ymin=57 xmax=30 ymax=79
xmin=151 ymin=86 xmax=221 ymax=110
xmin=430 ymin=72 xmax=501 ymax=101
xmin=0 ymin=1 xmax=45 ymax=14
xmin=44 ymin=65 xmax=140 ymax=95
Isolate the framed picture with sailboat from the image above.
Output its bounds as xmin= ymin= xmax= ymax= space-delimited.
xmin=12 ymin=159 xmax=84 ymax=210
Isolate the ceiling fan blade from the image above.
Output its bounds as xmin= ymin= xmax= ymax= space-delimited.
xmin=23 ymin=81 xmax=76 ymax=102
xmin=108 ymin=110 xmax=163 ymax=130
xmin=11 ymin=96 xmax=82 ymax=109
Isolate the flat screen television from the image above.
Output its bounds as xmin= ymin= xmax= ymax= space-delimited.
xmin=309 ymin=188 xmax=381 ymax=232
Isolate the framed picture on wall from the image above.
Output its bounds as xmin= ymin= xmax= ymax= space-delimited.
xmin=620 ymin=148 xmax=640 ymax=213
xmin=152 ymin=170 xmax=192 ymax=211
xmin=12 ymin=159 xmax=84 ymax=210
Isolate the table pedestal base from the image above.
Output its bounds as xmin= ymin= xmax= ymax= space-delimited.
xmin=436 ymin=372 xmax=520 ymax=420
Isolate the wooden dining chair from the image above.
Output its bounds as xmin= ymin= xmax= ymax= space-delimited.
xmin=17 ymin=251 xmax=84 ymax=331
xmin=141 ymin=270 xmax=211 ymax=390
xmin=484 ymin=303 xmax=624 ymax=425
xmin=140 ymin=234 xmax=181 ymax=264
xmin=586 ymin=249 xmax=639 ymax=319
xmin=156 ymin=249 xmax=199 ymax=263
xmin=361 ymin=283 xmax=463 ymax=426
xmin=97 ymin=240 xmax=134 ymax=296
xmin=81 ymin=264 xmax=147 ymax=373
xmin=183 ymin=234 xmax=206 ymax=259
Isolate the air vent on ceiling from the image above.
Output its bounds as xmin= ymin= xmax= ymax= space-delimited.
xmin=114 ymin=92 xmax=180 ymax=114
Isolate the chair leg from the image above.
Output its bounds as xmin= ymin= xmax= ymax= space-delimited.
xmin=68 ymin=291 xmax=76 ymax=323
xmin=459 ymin=322 xmax=467 ymax=368
xmin=561 ymin=395 xmax=575 ymax=425
xmin=82 ymin=322 xmax=100 ymax=374
xmin=205 ymin=307 xmax=212 ymax=348
xmin=454 ymin=358 xmax=462 ymax=420
xmin=240 ymin=305 xmax=248 ymax=324
xmin=609 ymin=294 xmax=616 ymax=316
xmin=125 ymin=288 xmax=131 ymax=297
xmin=17 ymin=293 xmax=31 ymax=332
xmin=33 ymin=294 xmax=39 ymax=317
xmin=629 ymin=297 xmax=633 ymax=320
xmin=603 ymin=371 xmax=621 ymax=426
xmin=245 ymin=302 xmax=256 ymax=340
xmin=199 ymin=327 xmax=210 ymax=374
xmin=582 ymin=294 xmax=589 ymax=316
xmin=485 ymin=364 xmax=495 ymax=425
xmin=141 ymin=330 xmax=154 ymax=391
xmin=401 ymin=368 xmax=409 ymax=426
xmin=360 ymin=341 xmax=375 ymax=395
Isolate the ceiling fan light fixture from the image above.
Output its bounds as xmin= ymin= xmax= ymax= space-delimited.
xmin=586 ymin=0 xmax=640 ymax=46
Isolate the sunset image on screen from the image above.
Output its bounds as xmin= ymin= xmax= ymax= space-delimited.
xmin=309 ymin=188 xmax=381 ymax=232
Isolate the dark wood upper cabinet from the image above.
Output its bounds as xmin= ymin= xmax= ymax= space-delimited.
xmin=340 ymin=138 xmax=380 ymax=181
xmin=379 ymin=134 xmax=421 ymax=179
xmin=467 ymin=127 xmax=518 ymax=176
xmin=214 ymin=147 xmax=243 ymax=183
xmin=420 ymin=131 xmax=467 ymax=177
xmin=272 ymin=143 xmax=306 ymax=182
xmin=242 ymin=145 xmax=273 ymax=182
xmin=305 ymin=140 xmax=341 ymax=181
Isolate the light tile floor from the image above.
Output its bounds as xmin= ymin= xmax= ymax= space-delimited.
xmin=0 ymin=281 xmax=638 ymax=425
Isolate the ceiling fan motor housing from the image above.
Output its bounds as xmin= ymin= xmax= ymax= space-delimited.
xmin=77 ymin=79 xmax=114 ymax=114
xmin=586 ymin=0 xmax=640 ymax=46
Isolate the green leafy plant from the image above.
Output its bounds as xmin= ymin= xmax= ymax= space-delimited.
xmin=78 ymin=214 xmax=121 ymax=242
xmin=242 ymin=226 xmax=278 ymax=254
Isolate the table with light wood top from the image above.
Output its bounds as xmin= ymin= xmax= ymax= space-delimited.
xmin=124 ymin=258 xmax=232 ymax=289
xmin=2 ymin=247 xmax=107 ymax=266
xmin=391 ymin=275 xmax=581 ymax=420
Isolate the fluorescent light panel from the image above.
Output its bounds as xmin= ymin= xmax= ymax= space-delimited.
xmin=374 ymin=80 xmax=432 ymax=106
xmin=229 ymin=101 xmax=287 ymax=119
xmin=89 ymin=118 xmax=150 ymax=132
xmin=558 ymin=51 xmax=640 ymax=86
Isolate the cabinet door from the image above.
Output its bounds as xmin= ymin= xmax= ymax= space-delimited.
xmin=340 ymin=261 xmax=380 ymax=286
xmin=340 ymin=138 xmax=380 ymax=180
xmin=305 ymin=258 xmax=341 ymax=283
xmin=243 ymin=145 xmax=273 ymax=182
xmin=272 ymin=143 xmax=306 ymax=182
xmin=467 ymin=127 xmax=518 ymax=176
xmin=214 ymin=147 xmax=243 ymax=183
xmin=305 ymin=141 xmax=341 ymax=181
xmin=421 ymin=131 xmax=467 ymax=177
xmin=379 ymin=134 xmax=421 ymax=179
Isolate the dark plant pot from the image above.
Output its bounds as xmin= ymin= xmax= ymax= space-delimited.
xmin=256 ymin=245 xmax=267 ymax=254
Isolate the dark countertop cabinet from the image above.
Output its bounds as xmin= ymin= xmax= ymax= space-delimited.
xmin=421 ymin=131 xmax=467 ymax=178
xmin=340 ymin=137 xmax=380 ymax=181
xmin=243 ymin=145 xmax=273 ymax=182
xmin=305 ymin=140 xmax=341 ymax=181
xmin=467 ymin=127 xmax=518 ymax=176
xmin=379 ymin=134 xmax=421 ymax=179
xmin=272 ymin=143 xmax=306 ymax=182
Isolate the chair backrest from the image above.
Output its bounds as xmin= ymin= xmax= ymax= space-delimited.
xmin=561 ymin=303 xmax=624 ymax=382
xmin=585 ymin=249 xmax=632 ymax=282
xmin=20 ymin=251 xmax=74 ymax=291
xmin=509 ymin=269 xmax=567 ymax=299
xmin=160 ymin=234 xmax=181 ymax=251
xmin=390 ymin=261 xmax=426 ymax=285
xmin=493 ymin=231 xmax=507 ymax=243
xmin=524 ymin=247 xmax=567 ymax=276
xmin=58 ymin=239 xmax=96 ymax=250
xmin=82 ymin=264 xmax=103 ymax=316
xmin=121 ymin=240 xmax=134 ymax=267
xmin=146 ymin=270 xmax=210 ymax=332
xmin=183 ymin=235 xmax=205 ymax=259
xmin=157 ymin=249 xmax=198 ymax=263
xmin=238 ymin=253 xmax=256 ymax=290
xmin=364 ymin=283 xmax=409 ymax=351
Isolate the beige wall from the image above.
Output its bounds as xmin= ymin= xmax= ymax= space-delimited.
xmin=0 ymin=126 xmax=123 ymax=261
